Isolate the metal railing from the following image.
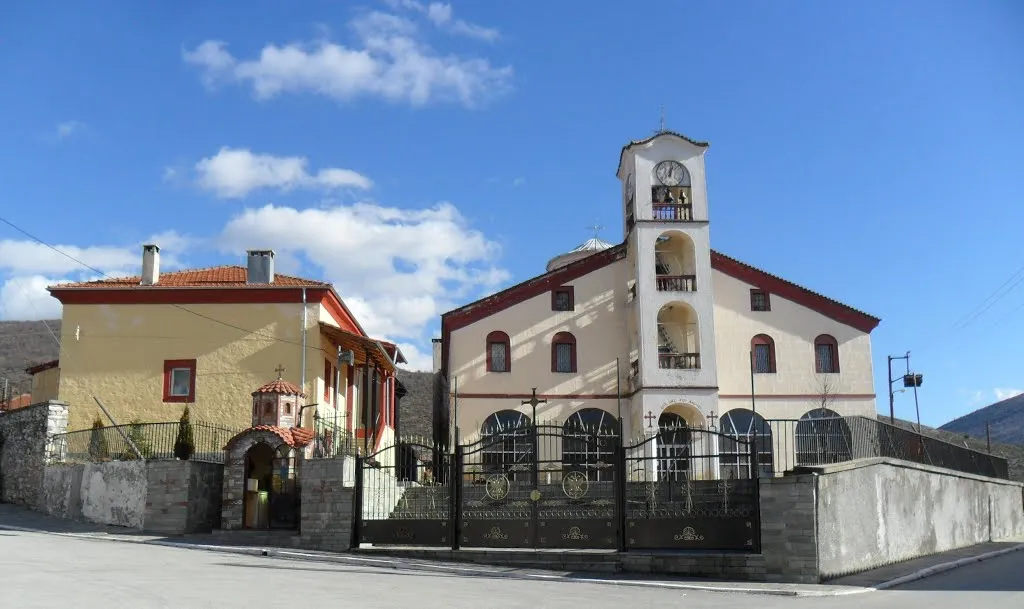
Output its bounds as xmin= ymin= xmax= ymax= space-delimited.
xmin=310 ymin=414 xmax=359 ymax=459
xmin=754 ymin=415 xmax=1009 ymax=480
xmin=48 ymin=421 xmax=241 ymax=464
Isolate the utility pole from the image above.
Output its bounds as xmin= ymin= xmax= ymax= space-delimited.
xmin=888 ymin=352 xmax=923 ymax=426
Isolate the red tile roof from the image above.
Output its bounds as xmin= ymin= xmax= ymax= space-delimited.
xmin=225 ymin=425 xmax=316 ymax=449
xmin=51 ymin=265 xmax=331 ymax=289
xmin=0 ymin=393 xmax=33 ymax=412
xmin=252 ymin=378 xmax=306 ymax=397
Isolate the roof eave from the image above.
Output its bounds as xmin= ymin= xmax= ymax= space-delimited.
xmin=616 ymin=131 xmax=711 ymax=177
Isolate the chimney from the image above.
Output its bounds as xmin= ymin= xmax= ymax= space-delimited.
xmin=246 ymin=250 xmax=275 ymax=284
xmin=141 ymin=244 xmax=160 ymax=285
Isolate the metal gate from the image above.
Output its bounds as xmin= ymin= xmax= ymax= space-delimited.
xmin=355 ymin=441 xmax=452 ymax=546
xmin=354 ymin=423 xmax=760 ymax=552
xmin=457 ymin=423 xmax=619 ymax=549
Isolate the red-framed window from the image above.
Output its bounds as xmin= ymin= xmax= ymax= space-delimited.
xmin=751 ymin=335 xmax=776 ymax=374
xmin=750 ymin=289 xmax=770 ymax=312
xmin=163 ymin=359 xmax=197 ymax=403
xmin=814 ymin=334 xmax=840 ymax=373
xmin=551 ymin=331 xmax=577 ymax=373
xmin=552 ymin=286 xmax=575 ymax=312
xmin=486 ymin=331 xmax=511 ymax=373
xmin=324 ymin=359 xmax=335 ymax=402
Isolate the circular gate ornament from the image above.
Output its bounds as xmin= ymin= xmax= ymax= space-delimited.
xmin=562 ymin=470 xmax=589 ymax=499
xmin=484 ymin=473 xmax=510 ymax=500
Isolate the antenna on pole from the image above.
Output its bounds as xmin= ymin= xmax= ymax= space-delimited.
xmin=659 ymin=105 xmax=666 ymax=133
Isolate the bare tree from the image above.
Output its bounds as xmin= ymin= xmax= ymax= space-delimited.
xmin=810 ymin=374 xmax=838 ymax=414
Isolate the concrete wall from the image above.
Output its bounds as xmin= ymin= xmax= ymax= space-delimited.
xmin=30 ymin=367 xmax=61 ymax=404
xmin=38 ymin=459 xmax=223 ymax=533
xmin=0 ymin=401 xmax=69 ymax=508
xmin=809 ymin=458 xmax=1024 ymax=579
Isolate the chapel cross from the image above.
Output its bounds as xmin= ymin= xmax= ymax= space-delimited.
xmin=521 ymin=388 xmax=547 ymax=422
xmin=274 ymin=364 xmax=286 ymax=379
xmin=707 ymin=411 xmax=718 ymax=431
xmin=586 ymin=222 xmax=604 ymax=240
xmin=644 ymin=410 xmax=656 ymax=429
xmin=653 ymin=105 xmax=667 ymax=134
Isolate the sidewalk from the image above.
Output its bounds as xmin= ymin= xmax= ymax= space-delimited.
xmin=1 ymin=503 xmax=1020 ymax=596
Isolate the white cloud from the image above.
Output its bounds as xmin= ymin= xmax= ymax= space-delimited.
xmin=387 ymin=0 xmax=501 ymax=42
xmin=56 ymin=120 xmax=84 ymax=139
xmin=183 ymin=8 xmax=511 ymax=108
xmin=395 ymin=341 xmax=432 ymax=372
xmin=0 ymin=233 xmax=190 ymax=276
xmin=219 ymin=200 xmax=509 ymax=347
xmin=0 ymin=275 xmax=66 ymax=320
xmin=194 ymin=147 xmax=372 ymax=199
xmin=994 ymin=388 xmax=1023 ymax=402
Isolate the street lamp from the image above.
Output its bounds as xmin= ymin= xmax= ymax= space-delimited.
xmin=888 ymin=352 xmax=924 ymax=430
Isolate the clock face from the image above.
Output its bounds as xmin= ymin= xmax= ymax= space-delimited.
xmin=654 ymin=160 xmax=686 ymax=186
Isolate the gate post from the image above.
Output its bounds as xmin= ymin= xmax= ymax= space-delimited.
xmin=749 ymin=437 xmax=762 ymax=553
xmin=351 ymin=455 xmax=364 ymax=549
xmin=452 ymin=444 xmax=463 ymax=550
xmin=615 ymin=430 xmax=627 ymax=552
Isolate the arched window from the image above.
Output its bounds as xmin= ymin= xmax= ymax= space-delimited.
xmin=814 ymin=334 xmax=839 ymax=373
xmin=551 ymin=331 xmax=577 ymax=373
xmin=485 ymin=331 xmax=511 ymax=373
xmin=563 ymin=408 xmax=619 ymax=482
xmin=795 ymin=408 xmax=852 ymax=465
xmin=719 ymin=408 xmax=774 ymax=478
xmin=751 ymin=334 xmax=776 ymax=374
xmin=657 ymin=412 xmax=691 ymax=481
xmin=480 ymin=409 xmax=532 ymax=481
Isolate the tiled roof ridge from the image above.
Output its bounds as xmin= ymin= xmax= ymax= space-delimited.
xmin=50 ymin=264 xmax=333 ymax=289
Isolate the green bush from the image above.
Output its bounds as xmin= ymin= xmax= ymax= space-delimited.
xmin=120 ymin=419 xmax=153 ymax=460
xmin=88 ymin=415 xmax=109 ymax=460
xmin=173 ymin=405 xmax=195 ymax=461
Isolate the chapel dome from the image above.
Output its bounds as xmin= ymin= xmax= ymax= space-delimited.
xmin=545 ymin=237 xmax=615 ymax=272
xmin=252 ymin=378 xmax=305 ymax=397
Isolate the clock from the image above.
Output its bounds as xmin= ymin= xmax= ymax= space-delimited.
xmin=625 ymin=174 xmax=634 ymax=202
xmin=654 ymin=160 xmax=686 ymax=186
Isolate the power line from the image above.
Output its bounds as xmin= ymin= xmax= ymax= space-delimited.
xmin=0 ymin=215 xmax=339 ymax=361
xmin=949 ymin=261 xmax=1024 ymax=333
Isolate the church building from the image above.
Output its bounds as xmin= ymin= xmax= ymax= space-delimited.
xmin=433 ymin=131 xmax=881 ymax=462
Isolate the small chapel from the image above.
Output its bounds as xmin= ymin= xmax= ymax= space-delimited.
xmin=221 ymin=373 xmax=314 ymax=531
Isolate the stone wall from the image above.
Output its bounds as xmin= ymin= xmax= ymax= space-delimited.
xmin=145 ymin=461 xmax=223 ymax=534
xmin=0 ymin=401 xmax=68 ymax=508
xmin=758 ymin=475 xmax=818 ymax=584
xmin=300 ymin=457 xmax=355 ymax=552
xmin=809 ymin=457 xmax=1024 ymax=579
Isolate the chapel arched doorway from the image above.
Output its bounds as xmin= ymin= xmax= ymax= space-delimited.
xmin=242 ymin=441 xmax=299 ymax=530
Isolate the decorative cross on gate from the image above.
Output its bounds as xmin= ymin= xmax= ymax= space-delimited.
xmin=644 ymin=411 xmax=656 ymax=429
xmin=521 ymin=388 xmax=547 ymax=422
xmin=274 ymin=364 xmax=286 ymax=379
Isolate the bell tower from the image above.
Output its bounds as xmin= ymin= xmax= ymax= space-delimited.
xmin=617 ymin=130 xmax=720 ymax=434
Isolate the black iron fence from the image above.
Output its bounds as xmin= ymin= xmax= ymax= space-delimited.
xmin=757 ymin=415 xmax=1009 ymax=480
xmin=310 ymin=414 xmax=359 ymax=459
xmin=48 ymin=421 xmax=241 ymax=464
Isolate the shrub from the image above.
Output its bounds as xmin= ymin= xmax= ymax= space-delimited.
xmin=121 ymin=419 xmax=153 ymax=460
xmin=88 ymin=415 xmax=109 ymax=461
xmin=173 ymin=405 xmax=195 ymax=461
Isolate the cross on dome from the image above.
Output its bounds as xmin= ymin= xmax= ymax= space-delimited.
xmin=274 ymin=364 xmax=285 ymax=379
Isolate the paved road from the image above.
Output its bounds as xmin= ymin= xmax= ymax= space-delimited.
xmin=1 ymin=529 xmax=1022 ymax=608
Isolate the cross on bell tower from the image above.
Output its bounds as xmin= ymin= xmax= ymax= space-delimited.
xmin=274 ymin=364 xmax=285 ymax=379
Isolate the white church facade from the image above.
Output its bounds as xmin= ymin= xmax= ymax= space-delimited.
xmin=432 ymin=131 xmax=880 ymax=472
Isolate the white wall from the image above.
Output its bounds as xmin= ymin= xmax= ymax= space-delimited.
xmin=711 ymin=270 xmax=876 ymax=421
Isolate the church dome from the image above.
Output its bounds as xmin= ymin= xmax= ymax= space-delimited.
xmin=546 ymin=237 xmax=615 ymax=272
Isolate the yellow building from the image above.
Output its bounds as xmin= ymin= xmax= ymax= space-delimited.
xmin=43 ymin=246 xmax=406 ymax=449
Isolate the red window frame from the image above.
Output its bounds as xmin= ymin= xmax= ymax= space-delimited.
xmin=485 ymin=331 xmax=511 ymax=373
xmin=163 ymin=359 xmax=197 ymax=403
xmin=750 ymin=335 xmax=776 ymax=374
xmin=551 ymin=331 xmax=577 ymax=373
xmin=814 ymin=334 xmax=840 ymax=373
xmin=324 ymin=359 xmax=334 ymax=402
xmin=551 ymin=286 xmax=575 ymax=312
xmin=750 ymin=289 xmax=771 ymax=312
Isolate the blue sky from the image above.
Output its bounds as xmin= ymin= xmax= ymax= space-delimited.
xmin=0 ymin=0 xmax=1022 ymax=427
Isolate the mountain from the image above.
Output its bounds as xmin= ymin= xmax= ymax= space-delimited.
xmin=940 ymin=394 xmax=1024 ymax=446
xmin=890 ymin=416 xmax=1024 ymax=483
xmin=0 ymin=319 xmax=62 ymax=396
